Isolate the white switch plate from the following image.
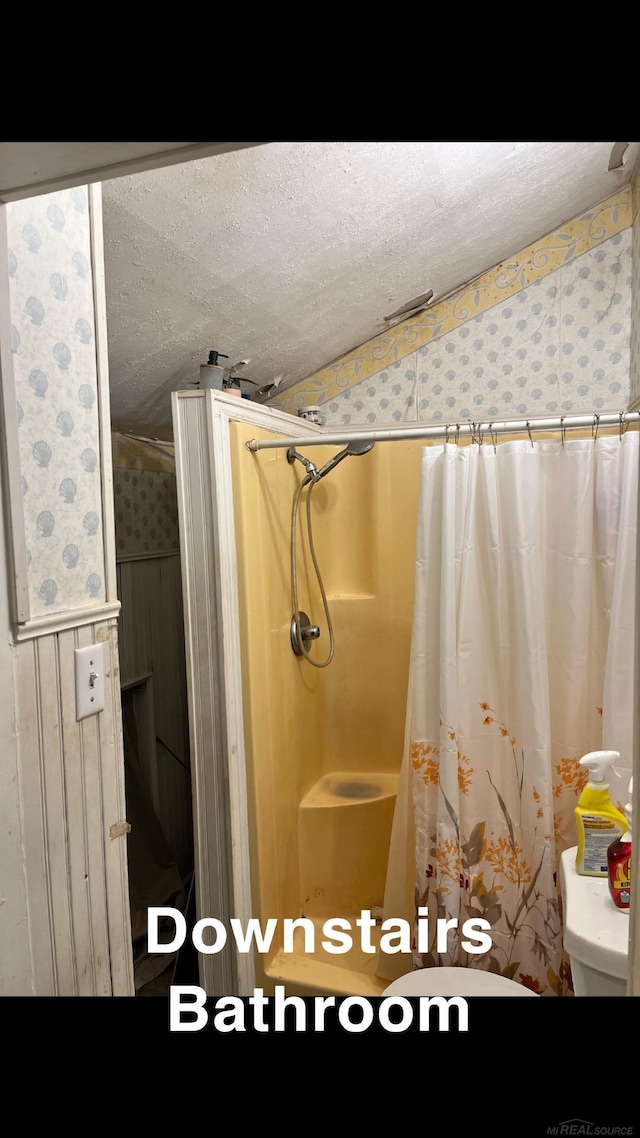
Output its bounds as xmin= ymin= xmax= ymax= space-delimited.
xmin=74 ymin=644 xmax=105 ymax=721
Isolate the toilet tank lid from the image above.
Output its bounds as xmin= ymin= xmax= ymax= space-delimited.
xmin=560 ymin=848 xmax=629 ymax=981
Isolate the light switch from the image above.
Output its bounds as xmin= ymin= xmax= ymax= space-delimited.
xmin=75 ymin=644 xmax=105 ymax=721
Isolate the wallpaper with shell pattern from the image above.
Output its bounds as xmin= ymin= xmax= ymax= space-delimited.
xmin=630 ymin=176 xmax=640 ymax=407
xmin=7 ymin=188 xmax=105 ymax=616
xmin=314 ymin=229 xmax=632 ymax=429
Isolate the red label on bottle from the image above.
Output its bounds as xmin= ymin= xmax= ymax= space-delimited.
xmin=607 ymin=839 xmax=631 ymax=909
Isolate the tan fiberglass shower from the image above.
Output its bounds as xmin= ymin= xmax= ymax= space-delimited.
xmin=173 ymin=392 xmax=640 ymax=998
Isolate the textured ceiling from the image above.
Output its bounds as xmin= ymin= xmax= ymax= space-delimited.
xmin=102 ymin=141 xmax=638 ymax=438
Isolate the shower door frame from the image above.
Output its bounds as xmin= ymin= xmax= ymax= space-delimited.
xmin=172 ymin=389 xmax=322 ymax=995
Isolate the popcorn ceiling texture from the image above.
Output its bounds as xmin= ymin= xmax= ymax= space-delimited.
xmin=102 ymin=145 xmax=636 ymax=434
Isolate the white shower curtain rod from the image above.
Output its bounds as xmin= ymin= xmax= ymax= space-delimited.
xmin=247 ymin=410 xmax=640 ymax=451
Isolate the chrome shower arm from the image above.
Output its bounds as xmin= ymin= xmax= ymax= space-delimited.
xmin=287 ymin=447 xmax=321 ymax=482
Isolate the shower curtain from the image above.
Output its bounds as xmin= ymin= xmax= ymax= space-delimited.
xmin=383 ymin=432 xmax=637 ymax=995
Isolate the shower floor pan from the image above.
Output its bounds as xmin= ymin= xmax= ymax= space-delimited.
xmin=266 ymin=770 xmax=399 ymax=997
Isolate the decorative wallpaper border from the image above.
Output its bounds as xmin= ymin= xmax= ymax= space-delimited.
xmin=274 ymin=187 xmax=632 ymax=414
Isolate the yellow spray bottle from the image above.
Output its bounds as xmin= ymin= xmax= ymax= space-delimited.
xmin=575 ymin=750 xmax=627 ymax=876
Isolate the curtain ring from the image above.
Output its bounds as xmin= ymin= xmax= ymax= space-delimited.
xmin=488 ymin=422 xmax=498 ymax=453
xmin=455 ymin=423 xmax=460 ymax=447
xmin=619 ymin=412 xmax=629 ymax=440
xmin=560 ymin=416 xmax=566 ymax=448
xmin=445 ymin=422 xmax=451 ymax=445
xmin=592 ymin=413 xmax=600 ymax=444
xmin=526 ymin=420 xmax=534 ymax=448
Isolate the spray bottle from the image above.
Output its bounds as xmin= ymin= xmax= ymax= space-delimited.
xmin=574 ymin=750 xmax=627 ymax=877
xmin=607 ymin=778 xmax=632 ymax=910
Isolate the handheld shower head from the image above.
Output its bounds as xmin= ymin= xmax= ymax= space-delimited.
xmin=316 ymin=439 xmax=375 ymax=480
xmin=287 ymin=439 xmax=375 ymax=486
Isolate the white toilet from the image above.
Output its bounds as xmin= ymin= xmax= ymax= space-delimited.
xmin=383 ymin=966 xmax=538 ymax=997
xmin=560 ymin=846 xmax=629 ymax=995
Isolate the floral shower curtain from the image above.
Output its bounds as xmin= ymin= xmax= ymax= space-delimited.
xmin=384 ymin=433 xmax=637 ymax=995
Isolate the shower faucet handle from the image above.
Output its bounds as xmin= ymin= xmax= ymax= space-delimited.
xmin=290 ymin=611 xmax=321 ymax=655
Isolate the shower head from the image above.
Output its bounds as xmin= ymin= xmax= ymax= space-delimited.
xmin=315 ymin=438 xmax=375 ymax=481
xmin=288 ymin=439 xmax=375 ymax=485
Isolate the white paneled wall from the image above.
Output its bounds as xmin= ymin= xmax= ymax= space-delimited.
xmin=0 ymin=616 xmax=132 ymax=995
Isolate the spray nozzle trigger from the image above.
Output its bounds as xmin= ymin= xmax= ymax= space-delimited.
xmin=579 ymin=749 xmax=620 ymax=785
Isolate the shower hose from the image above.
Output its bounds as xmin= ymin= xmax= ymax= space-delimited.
xmin=291 ymin=475 xmax=334 ymax=667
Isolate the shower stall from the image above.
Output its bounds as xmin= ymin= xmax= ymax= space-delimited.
xmin=173 ymin=388 xmax=640 ymax=997
xmin=173 ymin=389 xmax=423 ymax=996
